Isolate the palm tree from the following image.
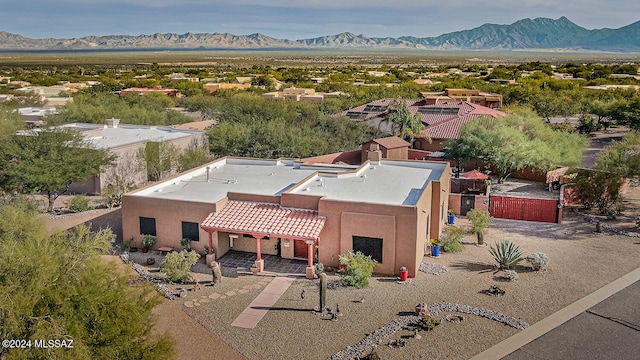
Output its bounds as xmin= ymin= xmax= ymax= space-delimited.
xmin=379 ymin=99 xmax=429 ymax=145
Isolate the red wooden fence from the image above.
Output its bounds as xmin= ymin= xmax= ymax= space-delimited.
xmin=489 ymin=195 xmax=560 ymax=223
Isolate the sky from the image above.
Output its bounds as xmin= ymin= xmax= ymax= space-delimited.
xmin=2 ymin=0 xmax=639 ymax=40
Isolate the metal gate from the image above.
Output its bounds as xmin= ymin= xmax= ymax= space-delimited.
xmin=489 ymin=195 xmax=560 ymax=223
xmin=460 ymin=195 xmax=476 ymax=216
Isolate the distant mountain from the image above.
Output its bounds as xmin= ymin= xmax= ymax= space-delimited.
xmin=1 ymin=17 xmax=639 ymax=52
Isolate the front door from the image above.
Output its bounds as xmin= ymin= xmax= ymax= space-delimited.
xmin=294 ymin=239 xmax=308 ymax=259
xmin=460 ymin=195 xmax=475 ymax=216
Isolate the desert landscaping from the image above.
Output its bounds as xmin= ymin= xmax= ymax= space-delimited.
xmin=44 ymin=188 xmax=640 ymax=360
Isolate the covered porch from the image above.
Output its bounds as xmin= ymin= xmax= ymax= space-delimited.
xmin=200 ymin=200 xmax=326 ymax=278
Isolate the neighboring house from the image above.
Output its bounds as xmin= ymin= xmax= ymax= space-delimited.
xmin=262 ymin=87 xmax=323 ymax=103
xmin=337 ymin=99 xmax=505 ymax=151
xmin=202 ymin=82 xmax=250 ymax=94
xmin=61 ymin=119 xmax=207 ymax=194
xmin=420 ymin=88 xmax=503 ymax=109
xmin=122 ymin=153 xmax=451 ymax=278
xmin=119 ymin=87 xmax=182 ymax=98
xmin=17 ymin=107 xmax=59 ymax=127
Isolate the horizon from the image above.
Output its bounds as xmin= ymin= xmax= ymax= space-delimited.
xmin=2 ymin=1 xmax=639 ymax=40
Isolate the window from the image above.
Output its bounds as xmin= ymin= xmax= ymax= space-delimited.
xmin=139 ymin=217 xmax=156 ymax=236
xmin=352 ymin=236 xmax=383 ymax=263
xmin=426 ymin=215 xmax=430 ymax=238
xmin=181 ymin=221 xmax=200 ymax=242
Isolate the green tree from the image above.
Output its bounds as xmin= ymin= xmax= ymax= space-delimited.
xmin=466 ymin=209 xmax=494 ymax=245
xmin=445 ymin=108 xmax=588 ymax=183
xmin=138 ymin=141 xmax=178 ymax=181
xmin=0 ymin=204 xmax=175 ymax=359
xmin=177 ymin=138 xmax=212 ymax=172
xmin=379 ymin=99 xmax=426 ymax=143
xmin=5 ymin=128 xmax=115 ymax=212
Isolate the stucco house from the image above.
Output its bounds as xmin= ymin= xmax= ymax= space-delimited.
xmin=62 ymin=118 xmax=207 ymax=194
xmin=338 ymin=99 xmax=505 ymax=151
xmin=122 ymin=153 xmax=451 ymax=278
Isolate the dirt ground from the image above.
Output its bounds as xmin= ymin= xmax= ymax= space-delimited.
xmin=43 ymin=190 xmax=640 ymax=360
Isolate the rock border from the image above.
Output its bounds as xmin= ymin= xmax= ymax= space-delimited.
xmin=328 ymin=302 xmax=529 ymax=359
xmin=583 ymin=214 xmax=640 ymax=237
xmin=120 ymin=252 xmax=175 ymax=300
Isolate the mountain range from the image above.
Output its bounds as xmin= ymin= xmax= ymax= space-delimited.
xmin=1 ymin=17 xmax=639 ymax=52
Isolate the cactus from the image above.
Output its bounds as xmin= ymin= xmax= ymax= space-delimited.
xmin=319 ymin=273 xmax=327 ymax=313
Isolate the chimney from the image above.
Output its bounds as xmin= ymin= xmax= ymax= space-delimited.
xmin=206 ymin=166 xmax=210 ymax=182
xmin=106 ymin=118 xmax=120 ymax=128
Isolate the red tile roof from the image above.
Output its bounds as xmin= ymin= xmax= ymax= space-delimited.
xmin=200 ymin=201 xmax=325 ymax=240
xmin=338 ymin=99 xmax=505 ymax=140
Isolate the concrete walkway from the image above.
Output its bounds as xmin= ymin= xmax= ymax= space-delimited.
xmin=471 ymin=266 xmax=640 ymax=360
xmin=231 ymin=276 xmax=297 ymax=329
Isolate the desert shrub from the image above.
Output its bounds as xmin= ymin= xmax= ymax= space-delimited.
xmin=525 ymin=252 xmax=549 ymax=271
xmin=503 ymin=269 xmax=519 ymax=281
xmin=339 ymin=251 xmax=377 ymax=288
xmin=440 ymin=225 xmax=465 ymax=252
xmin=102 ymin=183 xmax=127 ymax=208
xmin=66 ymin=195 xmax=91 ymax=213
xmin=314 ymin=262 xmax=324 ymax=273
xmin=487 ymin=284 xmax=506 ymax=296
xmin=488 ymin=240 xmax=523 ymax=269
xmin=160 ymin=250 xmax=200 ymax=283
xmin=467 ymin=209 xmax=494 ymax=245
xmin=416 ymin=314 xmax=441 ymax=331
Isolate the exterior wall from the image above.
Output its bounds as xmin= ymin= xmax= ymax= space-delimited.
xmin=385 ymin=147 xmax=408 ymax=160
xmin=121 ymin=195 xmax=219 ymax=254
xmin=448 ymin=193 xmax=489 ymax=216
xmin=415 ymin=139 xmax=445 ymax=152
xmin=281 ymin=192 xmax=322 ymax=211
xmin=317 ymin=199 xmax=419 ymax=277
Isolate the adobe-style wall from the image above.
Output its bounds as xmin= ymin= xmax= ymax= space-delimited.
xmin=317 ymin=199 xmax=419 ymax=277
xmin=448 ymin=193 xmax=489 ymax=217
xmin=415 ymin=139 xmax=446 ymax=152
xmin=121 ymin=195 xmax=218 ymax=254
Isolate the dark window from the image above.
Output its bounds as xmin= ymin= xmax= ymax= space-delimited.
xmin=139 ymin=217 xmax=156 ymax=236
xmin=352 ymin=236 xmax=383 ymax=263
xmin=181 ymin=221 xmax=200 ymax=242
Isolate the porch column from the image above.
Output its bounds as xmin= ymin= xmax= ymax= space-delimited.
xmin=251 ymin=233 xmax=265 ymax=272
xmin=306 ymin=240 xmax=315 ymax=267
xmin=205 ymin=230 xmax=216 ymax=268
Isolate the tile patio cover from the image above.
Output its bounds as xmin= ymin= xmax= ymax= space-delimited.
xmin=201 ymin=200 xmax=326 ymax=240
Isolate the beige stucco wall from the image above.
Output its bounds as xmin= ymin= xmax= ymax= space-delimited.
xmin=121 ymin=195 xmax=218 ymax=254
xmin=317 ymin=199 xmax=420 ymax=277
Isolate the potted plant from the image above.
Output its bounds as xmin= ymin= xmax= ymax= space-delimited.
xmin=399 ymin=266 xmax=409 ymax=282
xmin=430 ymin=239 xmax=441 ymax=257
xmin=141 ymin=234 xmax=156 ymax=253
xmin=338 ymin=255 xmax=349 ymax=271
xmin=447 ymin=209 xmax=456 ymax=225
xmin=180 ymin=238 xmax=192 ymax=251
xmin=250 ymin=263 xmax=259 ymax=274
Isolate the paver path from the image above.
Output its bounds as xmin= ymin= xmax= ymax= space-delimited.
xmin=231 ymin=276 xmax=296 ymax=329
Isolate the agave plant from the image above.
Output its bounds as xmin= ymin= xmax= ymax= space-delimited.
xmin=488 ymin=240 xmax=523 ymax=269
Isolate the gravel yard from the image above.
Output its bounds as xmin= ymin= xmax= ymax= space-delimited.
xmin=45 ymin=191 xmax=640 ymax=360
xmin=160 ymin=212 xmax=640 ymax=360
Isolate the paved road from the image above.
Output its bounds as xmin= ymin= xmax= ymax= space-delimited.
xmin=503 ymin=280 xmax=640 ymax=360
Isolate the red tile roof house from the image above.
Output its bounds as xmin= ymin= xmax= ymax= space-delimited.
xmin=337 ymin=99 xmax=505 ymax=152
xmin=122 ymin=156 xmax=451 ymax=279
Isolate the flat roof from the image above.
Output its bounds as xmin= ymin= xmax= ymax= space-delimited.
xmin=130 ymin=157 xmax=447 ymax=206
xmin=289 ymin=160 xmax=446 ymax=206
xmin=60 ymin=123 xmax=202 ymax=149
